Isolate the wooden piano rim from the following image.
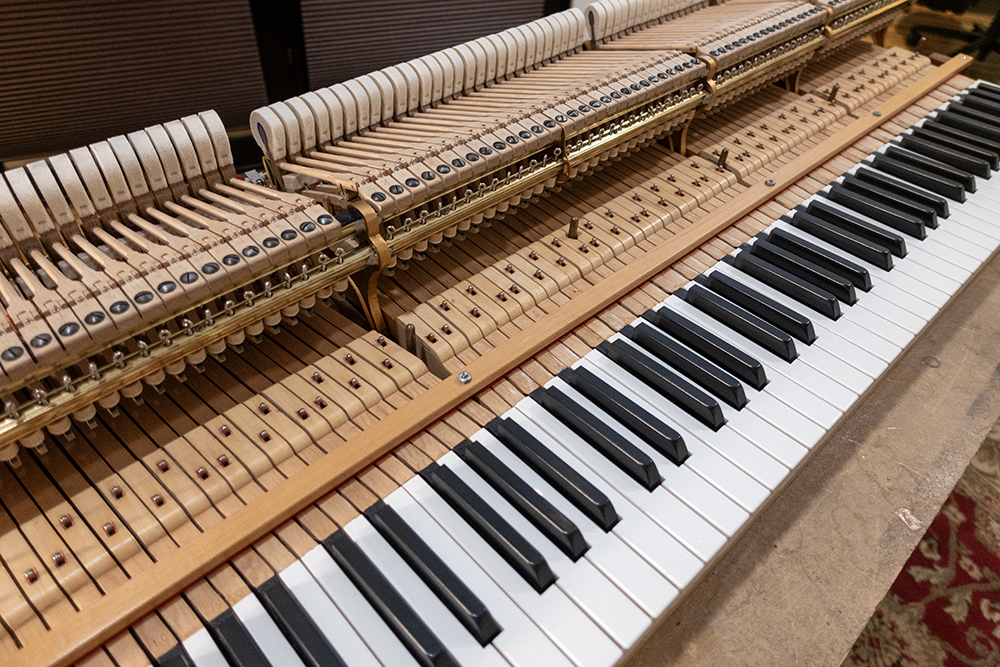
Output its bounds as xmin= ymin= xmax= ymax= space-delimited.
xmin=13 ymin=54 xmax=972 ymax=667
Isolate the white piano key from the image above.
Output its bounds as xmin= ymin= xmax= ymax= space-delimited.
xmin=385 ymin=487 xmax=578 ymax=667
xmin=573 ymin=351 xmax=773 ymax=500
xmin=302 ymin=545 xmax=422 ymax=667
xmin=493 ymin=411 xmax=705 ymax=589
xmin=344 ymin=516 xmax=511 ymax=667
xmin=935 ymin=225 xmax=994 ymax=258
xmin=838 ymin=165 xmax=1000 ymax=274
xmin=182 ymin=628 xmax=230 ymax=667
xmin=232 ymin=594 xmax=308 ymax=667
xmin=665 ymin=293 xmax=874 ymax=400
xmin=279 ymin=560 xmax=384 ymax=667
xmin=404 ymin=474 xmax=623 ymax=667
xmin=945 ymin=214 xmax=1000 ymax=252
xmin=440 ymin=452 xmax=650 ymax=649
xmin=513 ymin=400 xmax=727 ymax=562
xmin=894 ymin=240 xmax=974 ymax=283
xmin=578 ymin=352 xmax=789 ymax=490
xmin=545 ymin=376 xmax=754 ymax=534
xmin=950 ymin=199 xmax=1000 ymax=237
xmin=608 ymin=329 xmax=817 ymax=464
xmin=473 ymin=430 xmax=678 ymax=618
xmin=803 ymin=194 xmax=973 ymax=283
xmin=708 ymin=261 xmax=906 ymax=362
xmin=688 ymin=264 xmax=894 ymax=378
xmin=662 ymin=299 xmax=846 ymax=441
xmin=768 ymin=218 xmax=961 ymax=306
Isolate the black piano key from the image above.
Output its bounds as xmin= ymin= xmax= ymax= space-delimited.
xmin=788 ymin=210 xmax=894 ymax=271
xmin=897 ymin=134 xmax=991 ymax=179
xmin=838 ymin=175 xmax=938 ymax=228
xmin=680 ymin=284 xmax=798 ymax=361
xmin=208 ymin=609 xmax=271 ymax=667
xmin=486 ymin=418 xmax=620 ymax=531
xmin=931 ymin=109 xmax=1000 ymax=144
xmin=698 ymin=271 xmax=816 ymax=344
xmin=365 ymin=501 xmax=502 ymax=646
xmin=824 ymin=184 xmax=926 ymax=240
xmin=967 ymin=85 xmax=1000 ymax=106
xmin=597 ymin=337 xmax=727 ymax=430
xmin=959 ymin=92 xmax=1000 ymax=118
xmin=255 ymin=577 xmax=348 ymax=667
xmin=558 ymin=366 xmax=690 ymax=465
xmin=921 ymin=120 xmax=1000 ymax=170
xmin=324 ymin=529 xmax=459 ymax=667
xmin=806 ymin=198 xmax=908 ymax=257
xmin=766 ymin=226 xmax=872 ymax=291
xmin=624 ymin=319 xmax=749 ymax=407
xmin=727 ymin=251 xmax=841 ymax=320
xmin=967 ymin=85 xmax=1000 ymax=103
xmin=531 ymin=384 xmax=663 ymax=489
xmin=869 ymin=153 xmax=966 ymax=202
xmin=975 ymin=81 xmax=1000 ymax=96
xmin=455 ymin=439 xmax=589 ymax=561
xmin=643 ymin=307 xmax=768 ymax=390
xmin=912 ymin=125 xmax=999 ymax=172
xmin=944 ymin=102 xmax=1000 ymax=130
xmin=883 ymin=145 xmax=976 ymax=193
xmin=419 ymin=463 xmax=556 ymax=594
xmin=852 ymin=166 xmax=949 ymax=218
xmin=747 ymin=238 xmax=857 ymax=304
xmin=154 ymin=644 xmax=196 ymax=667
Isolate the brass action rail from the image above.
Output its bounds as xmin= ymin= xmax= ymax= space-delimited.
xmin=10 ymin=53 xmax=971 ymax=667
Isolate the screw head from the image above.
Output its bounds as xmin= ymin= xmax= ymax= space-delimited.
xmin=765 ymin=178 xmax=776 ymax=187
xmin=873 ymin=110 xmax=882 ymax=116
xmin=458 ymin=371 xmax=472 ymax=384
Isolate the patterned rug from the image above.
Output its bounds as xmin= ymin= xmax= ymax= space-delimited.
xmin=843 ymin=419 xmax=1000 ymax=667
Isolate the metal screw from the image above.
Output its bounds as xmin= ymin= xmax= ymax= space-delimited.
xmin=458 ymin=371 xmax=472 ymax=384
xmin=765 ymin=178 xmax=776 ymax=187
xmin=873 ymin=110 xmax=882 ymax=116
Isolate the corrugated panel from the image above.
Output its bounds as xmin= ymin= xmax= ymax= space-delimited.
xmin=1 ymin=0 xmax=267 ymax=161
xmin=302 ymin=0 xmax=547 ymax=89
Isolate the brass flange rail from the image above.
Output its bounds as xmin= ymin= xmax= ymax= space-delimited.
xmin=0 ymin=85 xmax=707 ymax=443
xmin=828 ymin=0 xmax=910 ymax=35
xmin=13 ymin=53 xmax=970 ymax=667
xmin=0 ymin=223 xmax=363 ymax=444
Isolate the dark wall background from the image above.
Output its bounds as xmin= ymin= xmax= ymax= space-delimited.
xmin=1 ymin=0 xmax=570 ymax=166
xmin=1 ymin=0 xmax=269 ymax=161
xmin=300 ymin=0 xmax=547 ymax=90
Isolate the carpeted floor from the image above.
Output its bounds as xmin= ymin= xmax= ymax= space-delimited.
xmin=843 ymin=419 xmax=1000 ymax=666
